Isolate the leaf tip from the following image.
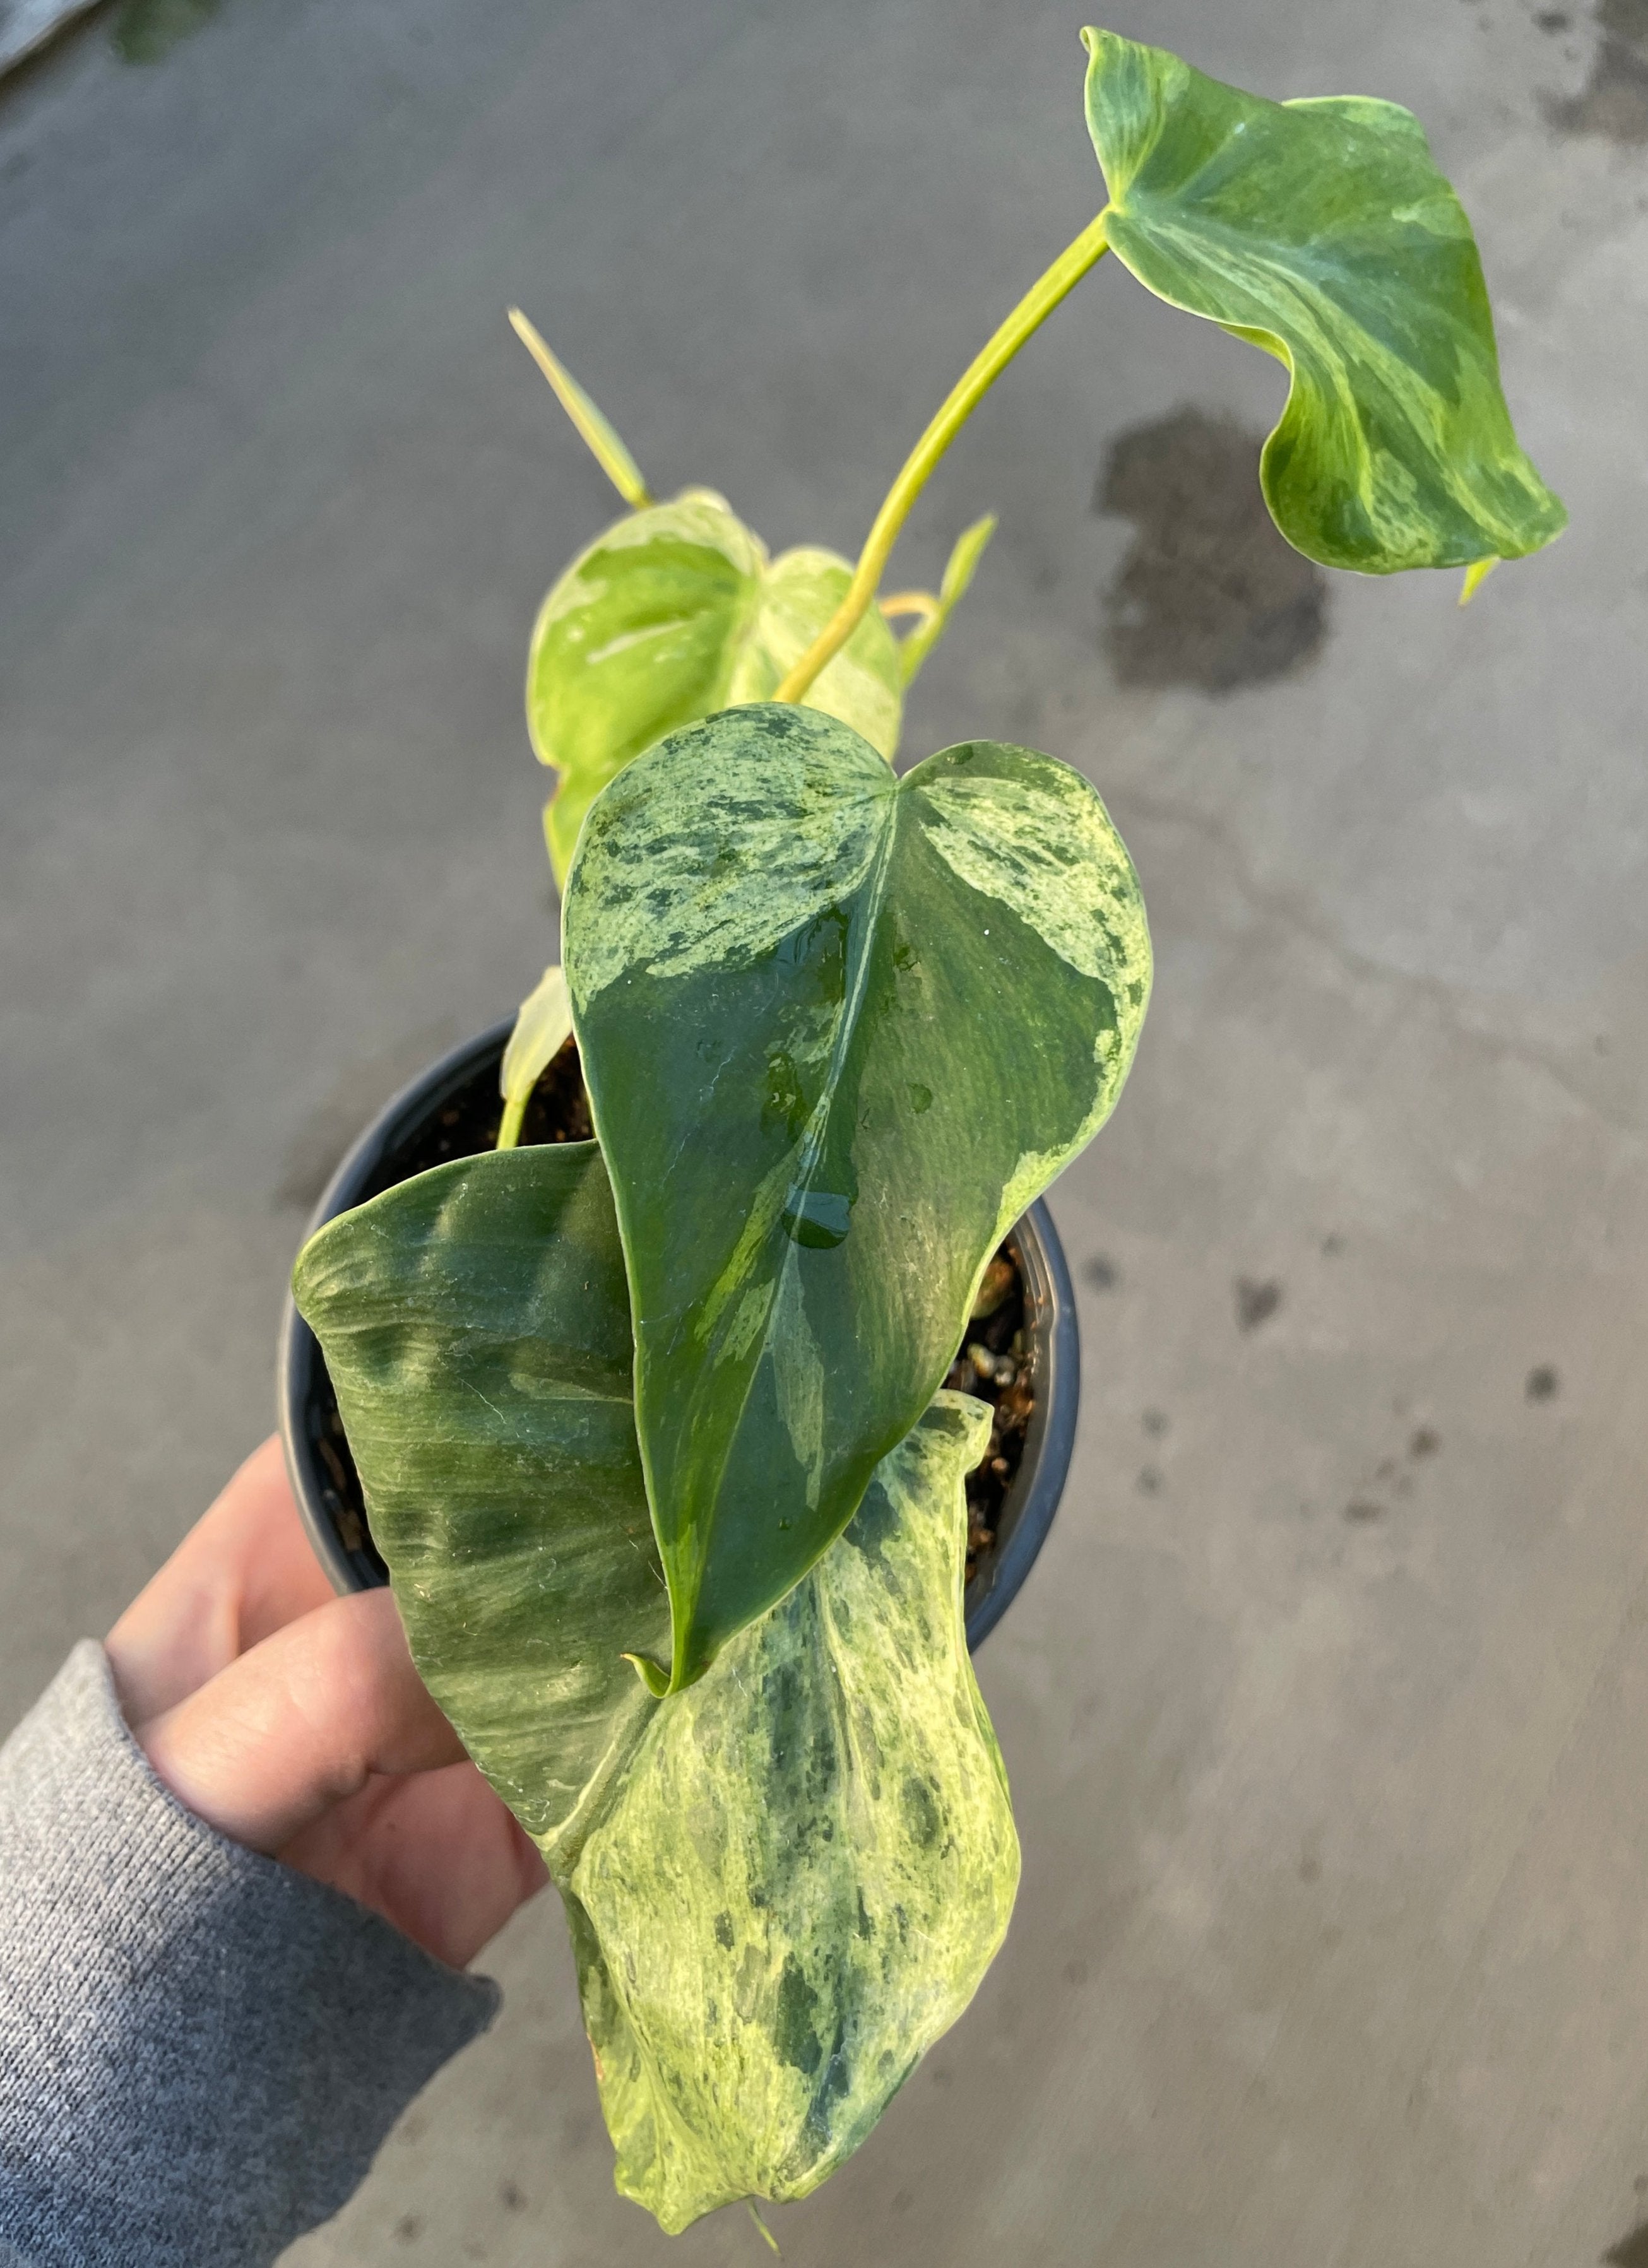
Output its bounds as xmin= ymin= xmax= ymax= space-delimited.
xmin=622 ymin=1651 xmax=672 ymax=1698
xmin=507 ymin=306 xmax=653 ymax=512
xmin=1459 ymin=557 xmax=1500 ymax=606
xmin=943 ymin=511 xmax=998 ymax=598
xmin=499 ymin=963 xmax=573 ymax=1127
xmin=896 ymin=512 xmax=1000 ymax=687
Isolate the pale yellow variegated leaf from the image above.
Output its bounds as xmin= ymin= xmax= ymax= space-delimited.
xmin=508 ymin=309 xmax=654 ymax=512
xmin=526 ymin=493 xmax=902 ymax=885
xmin=728 ymin=545 xmax=903 ymax=760
xmin=497 ymin=964 xmax=573 ymax=1150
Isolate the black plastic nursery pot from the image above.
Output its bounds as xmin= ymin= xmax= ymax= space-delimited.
xmin=278 ymin=1020 xmax=1079 ymax=1648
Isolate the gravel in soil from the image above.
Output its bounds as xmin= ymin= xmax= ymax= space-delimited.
xmin=944 ymin=1249 xmax=1035 ymax=1585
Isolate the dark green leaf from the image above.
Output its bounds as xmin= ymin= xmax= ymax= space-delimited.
xmin=526 ymin=492 xmax=902 ymax=885
xmin=1082 ymin=28 xmax=1567 ymax=575
xmin=563 ymin=703 xmax=1149 ymax=1686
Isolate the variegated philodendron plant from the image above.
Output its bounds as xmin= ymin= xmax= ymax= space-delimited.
xmin=292 ymin=29 xmax=1563 ymax=2235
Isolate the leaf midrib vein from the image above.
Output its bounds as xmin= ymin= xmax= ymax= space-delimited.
xmin=685 ymin=772 xmax=904 ymax=1653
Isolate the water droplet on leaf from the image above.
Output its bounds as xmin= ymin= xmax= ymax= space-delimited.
xmin=781 ymin=1188 xmax=852 ymax=1248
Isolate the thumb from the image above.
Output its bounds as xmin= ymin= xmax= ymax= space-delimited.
xmin=134 ymin=1589 xmax=466 ymax=1855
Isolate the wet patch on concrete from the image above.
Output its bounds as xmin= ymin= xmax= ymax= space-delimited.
xmin=1096 ymin=408 xmax=1327 ymax=695
xmin=1546 ymin=0 xmax=1648 ymax=141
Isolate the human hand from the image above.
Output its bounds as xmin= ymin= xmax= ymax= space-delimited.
xmin=105 ymin=1437 xmax=546 ymax=1968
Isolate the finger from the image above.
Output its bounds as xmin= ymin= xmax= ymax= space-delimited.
xmin=136 ymin=1590 xmax=465 ymax=1855
xmin=108 ymin=1436 xmax=335 ymax=1721
xmin=280 ymin=1761 xmax=549 ymax=1968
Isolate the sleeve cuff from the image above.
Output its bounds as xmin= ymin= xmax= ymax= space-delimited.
xmin=0 ymin=1640 xmax=500 ymax=2268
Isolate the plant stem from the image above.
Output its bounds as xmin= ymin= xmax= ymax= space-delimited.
xmin=496 ymin=1095 xmax=528 ymax=1151
xmin=879 ymin=591 xmax=942 ymax=624
xmin=774 ymin=210 xmax=1112 ymax=704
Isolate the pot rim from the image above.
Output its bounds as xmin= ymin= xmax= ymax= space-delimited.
xmin=278 ymin=1020 xmax=1080 ymax=1650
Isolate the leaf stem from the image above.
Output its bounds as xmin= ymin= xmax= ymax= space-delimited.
xmin=496 ymin=1095 xmax=528 ymax=1151
xmin=879 ymin=591 xmax=942 ymax=624
xmin=774 ymin=210 xmax=1111 ymax=704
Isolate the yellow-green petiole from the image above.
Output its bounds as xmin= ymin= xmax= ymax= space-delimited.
xmin=775 ymin=211 xmax=1111 ymax=704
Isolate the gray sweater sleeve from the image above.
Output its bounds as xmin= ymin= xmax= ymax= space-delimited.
xmin=0 ymin=1641 xmax=501 ymax=2268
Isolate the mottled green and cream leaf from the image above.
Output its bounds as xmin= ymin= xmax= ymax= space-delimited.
xmin=290 ymin=1143 xmax=668 ymax=1856
xmin=526 ymin=495 xmax=902 ymax=887
xmin=292 ymin=1155 xmax=1018 ymax=2233
xmin=563 ymin=703 xmax=1149 ymax=1687
xmin=569 ymin=1392 xmax=1019 ymax=2233
xmin=1081 ymin=28 xmax=1567 ymax=576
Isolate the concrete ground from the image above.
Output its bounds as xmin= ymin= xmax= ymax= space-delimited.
xmin=3 ymin=0 xmax=1646 ymax=2259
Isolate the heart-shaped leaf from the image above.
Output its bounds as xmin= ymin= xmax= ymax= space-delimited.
xmin=564 ymin=702 xmax=1149 ymax=1687
xmin=1082 ymin=28 xmax=1567 ymax=576
xmin=526 ymin=492 xmax=902 ymax=885
xmin=290 ymin=1141 xmax=667 ymax=1854
xmin=567 ymin=1391 xmax=1017 ymax=2233
xmin=292 ymin=1149 xmax=1018 ymax=2232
